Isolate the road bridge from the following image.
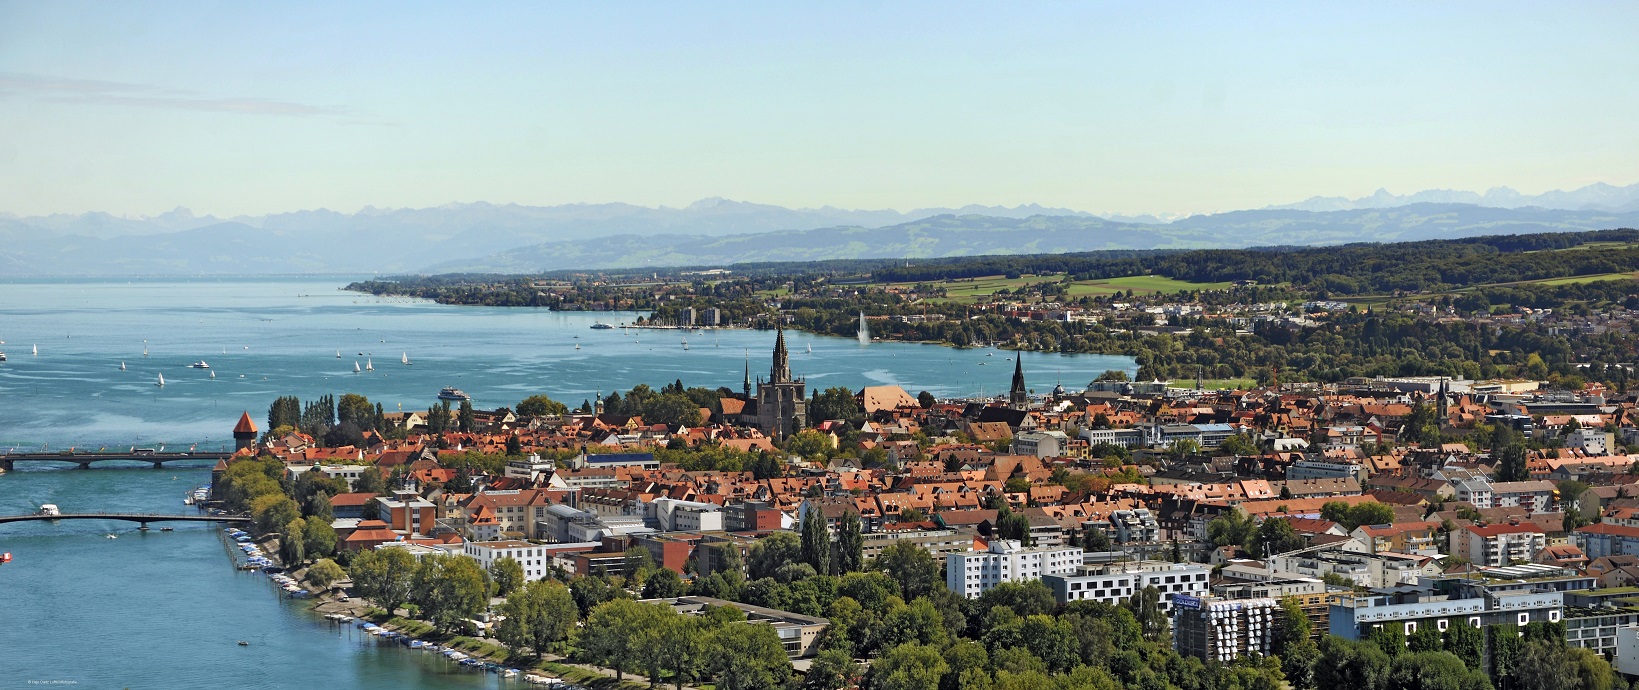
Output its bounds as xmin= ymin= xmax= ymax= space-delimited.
xmin=1 ymin=451 xmax=232 ymax=471
xmin=0 ymin=512 xmax=251 ymax=529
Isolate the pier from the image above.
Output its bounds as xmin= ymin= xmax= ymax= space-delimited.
xmin=0 ymin=512 xmax=250 ymax=529
xmin=0 ymin=451 xmax=232 ymax=471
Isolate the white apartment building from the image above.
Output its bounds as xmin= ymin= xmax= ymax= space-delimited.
xmin=1043 ymin=560 xmax=1211 ymax=612
xmin=464 ymin=540 xmax=554 ymax=582
xmin=945 ymin=539 xmax=1082 ymax=599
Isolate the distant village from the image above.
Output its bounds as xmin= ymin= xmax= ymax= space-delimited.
xmin=218 ymin=326 xmax=1639 ymax=670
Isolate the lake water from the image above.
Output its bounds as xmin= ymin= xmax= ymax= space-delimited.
xmin=0 ymin=276 xmax=1134 ymax=449
xmin=0 ymin=276 xmax=1135 ymax=689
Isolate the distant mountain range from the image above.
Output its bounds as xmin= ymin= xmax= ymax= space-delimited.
xmin=2 ymin=185 xmax=1637 ymax=276
xmin=1270 ymin=181 xmax=1639 ymax=213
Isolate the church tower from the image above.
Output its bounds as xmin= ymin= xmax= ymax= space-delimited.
xmin=1009 ymin=354 xmax=1028 ymax=409
xmin=756 ymin=327 xmax=807 ymax=441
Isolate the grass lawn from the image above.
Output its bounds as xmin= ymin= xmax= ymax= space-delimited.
xmin=1069 ymin=274 xmax=1233 ymax=297
xmin=1524 ymin=271 xmax=1639 ymax=286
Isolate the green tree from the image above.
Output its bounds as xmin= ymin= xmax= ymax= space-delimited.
xmin=1367 ymin=624 xmax=1406 ymax=657
xmin=1252 ymin=517 xmax=1306 ymax=557
xmin=654 ymin=614 xmax=707 ymax=690
xmin=836 ymin=511 xmax=865 ymax=574
xmin=996 ymin=512 xmax=1032 ymax=546
xmin=1442 ymin=621 xmax=1484 ymax=670
xmin=349 ymin=546 xmax=417 ymax=614
xmin=302 ymin=516 xmax=338 ymax=559
xmin=253 ymin=494 xmax=301 ymax=535
xmin=708 ymin=620 xmax=792 ymax=690
xmin=411 ymin=553 xmax=490 ymax=634
xmin=353 ymin=466 xmax=386 ymax=495
xmin=1386 ymin=651 xmax=1492 ymax=690
xmin=642 ymin=567 xmax=686 ymax=599
xmin=870 ymin=642 xmax=949 ymax=690
xmin=581 ymin=599 xmax=664 ymax=681
xmin=496 ymin=579 xmax=578 ymax=659
xmin=337 ymin=393 xmax=375 ymax=430
xmin=456 ymin=398 xmax=475 ymax=433
xmin=1124 ymin=586 xmax=1169 ymax=645
xmin=805 ymin=648 xmax=863 ymax=690
xmin=279 ymin=518 xmax=307 ymax=566
xmin=1315 ymin=635 xmax=1391 ymax=689
xmin=305 ymin=558 xmax=346 ymax=590
xmin=786 ymin=430 xmax=834 ymax=460
xmin=873 ymin=541 xmax=941 ymax=600
xmin=810 ymin=386 xmax=864 ymax=424
xmin=1207 ymin=510 xmax=1256 ymax=550
xmin=801 ymin=506 xmax=834 ymax=575
xmin=517 ymin=394 xmax=569 ymax=417
xmin=917 ymin=391 xmax=937 ymax=409
xmin=748 ymin=531 xmax=803 ymax=581
xmin=1494 ymin=442 xmax=1529 ymax=482
xmin=489 ymin=556 xmax=525 ymax=597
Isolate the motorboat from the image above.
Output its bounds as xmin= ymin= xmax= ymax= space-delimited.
xmin=190 ymin=360 xmax=209 ymax=369
xmin=437 ymin=387 xmax=471 ymax=401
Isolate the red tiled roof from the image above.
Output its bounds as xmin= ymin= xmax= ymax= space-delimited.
xmin=234 ymin=411 xmax=258 ymax=434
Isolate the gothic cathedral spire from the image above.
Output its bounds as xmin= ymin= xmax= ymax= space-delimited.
xmin=771 ymin=326 xmax=791 ymax=384
xmin=1010 ymin=353 xmax=1027 ymax=407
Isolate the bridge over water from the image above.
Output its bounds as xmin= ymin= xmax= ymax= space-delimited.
xmin=0 ymin=512 xmax=251 ymax=529
xmin=1 ymin=451 xmax=233 ymax=471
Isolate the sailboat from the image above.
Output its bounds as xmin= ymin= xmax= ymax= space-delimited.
xmin=120 ymin=362 xmax=126 ymax=371
xmin=401 ymin=352 xmax=410 ymax=365
xmin=156 ymin=373 xmax=165 ymax=387
xmin=336 ymin=350 xmax=341 ymax=359
xmin=209 ymin=370 xmax=216 ymax=379
xmin=353 ymin=361 xmax=361 ymax=373
xmin=574 ymin=343 xmax=580 ymax=350
xmin=32 ymin=344 xmax=38 ymax=356
xmin=807 ymin=343 xmax=812 ymax=354
xmin=682 ymin=337 xmax=689 ymax=351
xmin=365 ymin=358 xmax=373 ymax=371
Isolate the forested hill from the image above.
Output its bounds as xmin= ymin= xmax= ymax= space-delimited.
xmin=423 ymin=204 xmax=1639 ymax=274
xmin=381 ymin=228 xmax=1639 ymax=299
xmin=869 ymin=228 xmax=1639 ymax=296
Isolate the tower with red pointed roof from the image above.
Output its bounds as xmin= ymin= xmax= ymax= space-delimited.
xmin=232 ymin=411 xmax=258 ymax=452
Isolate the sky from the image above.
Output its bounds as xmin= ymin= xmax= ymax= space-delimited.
xmin=0 ymin=1 xmax=1636 ymax=218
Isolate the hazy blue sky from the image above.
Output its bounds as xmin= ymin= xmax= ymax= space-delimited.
xmin=1 ymin=1 xmax=1635 ymax=217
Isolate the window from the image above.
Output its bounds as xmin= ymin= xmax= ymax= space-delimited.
xmin=1437 ymin=619 xmax=1449 ymax=631
xmin=1518 ymin=613 xmax=1530 ymax=625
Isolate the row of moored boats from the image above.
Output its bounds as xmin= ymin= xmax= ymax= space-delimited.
xmin=335 ymin=619 xmax=571 ymax=685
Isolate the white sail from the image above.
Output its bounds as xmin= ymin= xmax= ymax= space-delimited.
xmin=401 ymin=352 xmax=409 ymax=364
xmin=210 ymin=370 xmax=216 ymax=379
xmin=32 ymin=344 xmax=38 ymax=356
xmin=353 ymin=361 xmax=361 ymax=373
xmin=336 ymin=350 xmax=341 ymax=358
xmin=120 ymin=361 xmax=126 ymax=370
xmin=365 ymin=358 xmax=373 ymax=371
xmin=156 ymin=373 xmax=165 ymax=387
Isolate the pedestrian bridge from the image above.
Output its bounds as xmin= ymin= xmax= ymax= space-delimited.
xmin=1 ymin=451 xmax=232 ymax=471
xmin=0 ymin=513 xmax=251 ymax=529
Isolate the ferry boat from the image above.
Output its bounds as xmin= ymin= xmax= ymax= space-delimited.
xmin=37 ymin=504 xmax=60 ymax=517
xmin=437 ymin=387 xmax=471 ymax=401
xmin=0 ymin=351 xmax=7 ymax=362
xmin=189 ymin=360 xmax=209 ymax=369
xmin=590 ymin=322 xmax=614 ymax=330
